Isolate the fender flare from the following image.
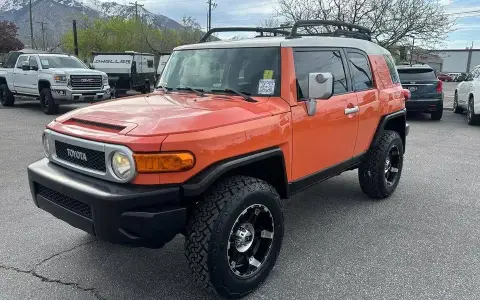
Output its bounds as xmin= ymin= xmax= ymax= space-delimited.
xmin=182 ymin=147 xmax=288 ymax=197
xmin=371 ymin=109 xmax=407 ymax=152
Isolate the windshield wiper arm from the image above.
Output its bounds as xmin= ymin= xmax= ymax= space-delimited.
xmin=157 ymin=85 xmax=171 ymax=94
xmin=174 ymin=86 xmax=205 ymax=97
xmin=210 ymin=88 xmax=257 ymax=103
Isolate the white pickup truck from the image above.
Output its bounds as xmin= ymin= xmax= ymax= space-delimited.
xmin=0 ymin=52 xmax=111 ymax=114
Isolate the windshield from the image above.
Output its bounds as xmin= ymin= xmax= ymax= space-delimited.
xmin=398 ymin=68 xmax=437 ymax=81
xmin=158 ymin=47 xmax=281 ymax=97
xmin=38 ymin=56 xmax=87 ymax=69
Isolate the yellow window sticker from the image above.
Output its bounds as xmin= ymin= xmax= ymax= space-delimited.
xmin=263 ymin=70 xmax=273 ymax=79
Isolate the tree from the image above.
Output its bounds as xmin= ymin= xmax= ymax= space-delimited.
xmin=60 ymin=16 xmax=204 ymax=60
xmin=276 ymin=0 xmax=454 ymax=49
xmin=0 ymin=21 xmax=24 ymax=53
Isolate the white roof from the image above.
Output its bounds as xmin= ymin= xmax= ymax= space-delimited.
xmin=175 ymin=36 xmax=390 ymax=55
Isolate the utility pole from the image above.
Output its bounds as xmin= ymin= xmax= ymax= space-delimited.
xmin=36 ymin=22 xmax=46 ymax=51
xmin=73 ymin=20 xmax=79 ymax=57
xmin=129 ymin=1 xmax=144 ymax=22
xmin=407 ymin=35 xmax=415 ymax=65
xmin=207 ymin=0 xmax=217 ymax=31
xmin=29 ymin=0 xmax=34 ymax=49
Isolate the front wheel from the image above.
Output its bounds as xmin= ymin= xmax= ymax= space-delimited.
xmin=467 ymin=98 xmax=480 ymax=125
xmin=0 ymin=83 xmax=15 ymax=107
xmin=185 ymin=176 xmax=284 ymax=299
xmin=40 ymin=88 xmax=59 ymax=115
xmin=359 ymin=130 xmax=404 ymax=199
xmin=453 ymin=92 xmax=463 ymax=114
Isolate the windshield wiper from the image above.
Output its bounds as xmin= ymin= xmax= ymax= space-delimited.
xmin=210 ymin=88 xmax=257 ymax=103
xmin=157 ymin=85 xmax=172 ymax=94
xmin=174 ymin=86 xmax=205 ymax=97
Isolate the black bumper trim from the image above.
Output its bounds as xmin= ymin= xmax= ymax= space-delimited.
xmin=406 ymin=99 xmax=443 ymax=112
xmin=28 ymin=158 xmax=185 ymax=248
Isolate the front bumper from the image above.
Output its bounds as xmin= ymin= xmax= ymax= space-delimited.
xmin=406 ymin=98 xmax=443 ymax=112
xmin=50 ymin=85 xmax=112 ymax=103
xmin=28 ymin=158 xmax=186 ymax=248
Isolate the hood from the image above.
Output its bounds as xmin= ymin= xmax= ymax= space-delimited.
xmin=45 ymin=68 xmax=106 ymax=76
xmin=54 ymin=92 xmax=274 ymax=136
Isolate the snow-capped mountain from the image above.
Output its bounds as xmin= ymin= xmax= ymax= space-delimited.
xmin=0 ymin=0 xmax=182 ymax=47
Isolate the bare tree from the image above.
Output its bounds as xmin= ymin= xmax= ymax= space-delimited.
xmin=276 ymin=0 xmax=455 ymax=49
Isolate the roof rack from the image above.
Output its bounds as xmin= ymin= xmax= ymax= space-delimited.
xmin=286 ymin=20 xmax=372 ymax=41
xmin=199 ymin=27 xmax=291 ymax=43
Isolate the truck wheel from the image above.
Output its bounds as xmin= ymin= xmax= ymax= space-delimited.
xmin=0 ymin=84 xmax=15 ymax=107
xmin=40 ymin=88 xmax=59 ymax=115
xmin=185 ymin=176 xmax=284 ymax=299
xmin=141 ymin=82 xmax=150 ymax=94
xmin=358 ymin=130 xmax=404 ymax=199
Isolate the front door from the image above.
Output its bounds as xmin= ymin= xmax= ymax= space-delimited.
xmin=24 ymin=55 xmax=40 ymax=95
xmin=291 ymin=49 xmax=359 ymax=181
xmin=13 ymin=55 xmax=29 ymax=94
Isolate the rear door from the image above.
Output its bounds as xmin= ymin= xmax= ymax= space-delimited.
xmin=13 ymin=55 xmax=29 ymax=94
xmin=398 ymin=68 xmax=440 ymax=100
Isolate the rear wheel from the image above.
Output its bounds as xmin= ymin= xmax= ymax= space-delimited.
xmin=467 ymin=97 xmax=480 ymax=125
xmin=40 ymin=88 xmax=59 ymax=115
xmin=0 ymin=84 xmax=15 ymax=107
xmin=185 ymin=176 xmax=284 ymax=299
xmin=453 ymin=91 xmax=463 ymax=114
xmin=431 ymin=109 xmax=443 ymax=120
xmin=359 ymin=130 xmax=404 ymax=199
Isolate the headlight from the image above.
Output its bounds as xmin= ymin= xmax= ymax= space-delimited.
xmin=111 ymin=151 xmax=132 ymax=180
xmin=102 ymin=75 xmax=108 ymax=86
xmin=54 ymin=75 xmax=67 ymax=83
xmin=42 ymin=132 xmax=50 ymax=157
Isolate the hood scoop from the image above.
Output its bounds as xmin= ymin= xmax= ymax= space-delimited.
xmin=64 ymin=118 xmax=126 ymax=133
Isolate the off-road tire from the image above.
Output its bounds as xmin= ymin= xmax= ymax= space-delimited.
xmin=431 ymin=110 xmax=443 ymax=120
xmin=140 ymin=82 xmax=150 ymax=94
xmin=40 ymin=88 xmax=59 ymax=115
xmin=185 ymin=176 xmax=284 ymax=299
xmin=453 ymin=91 xmax=463 ymax=114
xmin=0 ymin=84 xmax=15 ymax=107
xmin=467 ymin=97 xmax=480 ymax=125
xmin=358 ymin=130 xmax=404 ymax=199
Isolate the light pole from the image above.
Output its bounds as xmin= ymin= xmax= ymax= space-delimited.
xmin=407 ymin=35 xmax=415 ymax=65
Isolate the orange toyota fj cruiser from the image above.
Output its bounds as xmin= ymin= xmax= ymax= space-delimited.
xmin=28 ymin=20 xmax=410 ymax=299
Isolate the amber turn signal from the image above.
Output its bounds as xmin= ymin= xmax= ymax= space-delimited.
xmin=134 ymin=152 xmax=195 ymax=173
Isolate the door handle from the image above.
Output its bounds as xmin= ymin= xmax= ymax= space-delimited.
xmin=344 ymin=106 xmax=359 ymax=115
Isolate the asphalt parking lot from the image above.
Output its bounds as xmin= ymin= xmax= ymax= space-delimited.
xmin=1 ymin=87 xmax=479 ymax=300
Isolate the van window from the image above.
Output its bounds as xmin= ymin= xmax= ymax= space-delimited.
xmin=397 ymin=68 xmax=437 ymax=82
xmin=294 ymin=50 xmax=348 ymax=98
xmin=347 ymin=52 xmax=373 ymax=91
xmin=147 ymin=59 xmax=154 ymax=68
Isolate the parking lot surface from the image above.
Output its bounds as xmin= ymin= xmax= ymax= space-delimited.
xmin=1 ymin=97 xmax=479 ymax=300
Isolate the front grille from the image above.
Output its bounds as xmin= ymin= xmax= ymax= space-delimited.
xmin=37 ymin=184 xmax=92 ymax=219
xmin=70 ymin=75 xmax=102 ymax=89
xmin=55 ymin=140 xmax=106 ymax=172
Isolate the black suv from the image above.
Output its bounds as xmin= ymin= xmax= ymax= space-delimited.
xmin=397 ymin=64 xmax=444 ymax=120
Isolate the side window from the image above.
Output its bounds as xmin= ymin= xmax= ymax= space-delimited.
xmin=347 ymin=52 xmax=373 ymax=91
xmin=384 ymin=55 xmax=400 ymax=84
xmin=16 ymin=56 xmax=28 ymax=69
xmin=294 ymin=50 xmax=348 ymax=98
xmin=29 ymin=56 xmax=38 ymax=69
xmin=147 ymin=59 xmax=154 ymax=68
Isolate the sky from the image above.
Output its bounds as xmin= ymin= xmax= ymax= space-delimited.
xmin=117 ymin=0 xmax=480 ymax=49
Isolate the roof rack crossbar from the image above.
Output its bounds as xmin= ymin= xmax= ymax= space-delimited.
xmin=199 ymin=27 xmax=291 ymax=43
xmin=287 ymin=20 xmax=372 ymax=41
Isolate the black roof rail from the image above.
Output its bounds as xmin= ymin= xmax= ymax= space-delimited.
xmin=199 ymin=27 xmax=291 ymax=43
xmin=286 ymin=20 xmax=372 ymax=41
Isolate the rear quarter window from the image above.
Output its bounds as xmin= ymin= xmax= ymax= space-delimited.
xmin=383 ymin=55 xmax=400 ymax=85
xmin=397 ymin=69 xmax=437 ymax=82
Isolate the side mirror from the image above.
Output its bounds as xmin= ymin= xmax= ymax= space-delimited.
xmin=305 ymin=72 xmax=334 ymax=116
xmin=21 ymin=61 xmax=30 ymax=71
